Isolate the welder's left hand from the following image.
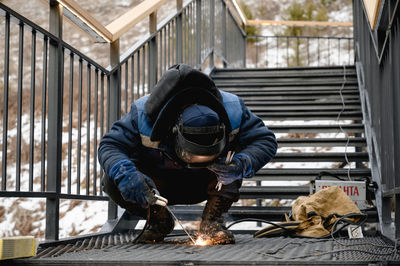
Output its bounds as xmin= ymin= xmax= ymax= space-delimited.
xmin=207 ymin=153 xmax=253 ymax=185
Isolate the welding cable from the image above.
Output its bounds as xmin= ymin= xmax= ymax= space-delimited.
xmin=285 ymin=246 xmax=399 ymax=260
xmin=315 ymin=171 xmax=347 ymax=181
xmin=165 ymin=214 xmax=369 ymax=240
xmin=249 ymin=213 xmax=368 ymax=239
xmin=226 ymin=218 xmax=296 ymax=232
xmin=226 ymin=215 xmax=369 ymax=238
xmin=286 ymin=214 xmax=399 ymax=259
xmin=164 ymin=218 xmax=299 ymax=239
xmin=328 ymin=212 xmax=368 ymax=239
xmin=336 ymin=65 xmax=352 ymax=181
xmin=132 ymin=207 xmax=151 ymax=243
xmin=330 ymin=213 xmax=399 ymax=253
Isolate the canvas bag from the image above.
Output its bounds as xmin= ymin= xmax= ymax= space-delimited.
xmin=254 ymin=186 xmax=362 ymax=238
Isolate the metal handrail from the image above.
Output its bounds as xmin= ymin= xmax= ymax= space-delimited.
xmin=246 ymin=35 xmax=354 ymax=68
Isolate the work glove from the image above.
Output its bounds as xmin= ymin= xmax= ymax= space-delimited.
xmin=110 ymin=160 xmax=159 ymax=209
xmin=207 ymin=153 xmax=253 ymax=185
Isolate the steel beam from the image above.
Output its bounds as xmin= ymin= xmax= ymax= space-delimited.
xmin=176 ymin=0 xmax=183 ymax=63
xmin=107 ymin=39 xmax=121 ymax=221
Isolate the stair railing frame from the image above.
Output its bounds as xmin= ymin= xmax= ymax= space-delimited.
xmin=246 ymin=35 xmax=354 ymax=68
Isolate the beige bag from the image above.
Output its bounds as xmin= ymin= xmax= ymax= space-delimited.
xmin=254 ymin=186 xmax=362 ymax=238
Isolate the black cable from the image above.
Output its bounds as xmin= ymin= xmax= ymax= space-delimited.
xmin=315 ymin=171 xmax=347 ymax=181
xmin=227 ymin=218 xmax=290 ymax=230
xmin=337 ymin=65 xmax=352 ymax=180
xmin=132 ymin=207 xmax=151 ymax=243
xmin=228 ymin=218 xmax=302 ymax=238
xmin=330 ymin=213 xmax=398 ymax=250
xmin=286 ymin=248 xmax=399 ymax=260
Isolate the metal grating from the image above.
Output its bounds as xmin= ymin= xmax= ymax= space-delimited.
xmin=9 ymin=234 xmax=400 ymax=265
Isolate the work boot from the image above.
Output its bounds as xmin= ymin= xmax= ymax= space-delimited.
xmin=199 ymin=195 xmax=235 ymax=244
xmin=135 ymin=205 xmax=175 ymax=243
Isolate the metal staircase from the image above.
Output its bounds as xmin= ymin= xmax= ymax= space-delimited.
xmin=14 ymin=66 xmax=400 ymax=265
xmin=169 ymin=66 xmax=376 ymax=223
xmin=212 ymin=65 xmax=372 ymax=217
xmin=1 ymin=0 xmax=400 ymax=263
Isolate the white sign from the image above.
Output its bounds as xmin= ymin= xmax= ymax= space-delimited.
xmin=312 ymin=180 xmax=368 ymax=209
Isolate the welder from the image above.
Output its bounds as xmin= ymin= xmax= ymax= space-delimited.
xmin=98 ymin=64 xmax=277 ymax=244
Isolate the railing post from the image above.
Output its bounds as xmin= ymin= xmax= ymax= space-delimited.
xmin=46 ymin=0 xmax=63 ymax=241
xmin=176 ymin=0 xmax=183 ymax=63
xmin=107 ymin=39 xmax=121 ymax=221
xmin=222 ymin=0 xmax=227 ymax=68
xmin=209 ymin=0 xmax=215 ymax=69
xmin=243 ymin=31 xmax=246 ymax=68
xmin=148 ymin=12 xmax=158 ymax=90
xmin=196 ymin=0 xmax=201 ymax=67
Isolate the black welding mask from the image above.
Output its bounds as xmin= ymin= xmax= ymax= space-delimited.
xmin=173 ymin=105 xmax=226 ymax=165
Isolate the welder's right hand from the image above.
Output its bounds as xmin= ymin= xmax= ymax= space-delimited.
xmin=109 ymin=160 xmax=158 ymax=209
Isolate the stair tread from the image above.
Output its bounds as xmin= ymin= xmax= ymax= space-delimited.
xmin=248 ymin=105 xmax=361 ymax=111
xmin=272 ymin=152 xmax=369 ymax=162
xmin=274 ymin=152 xmax=368 ymax=156
xmin=243 ymin=100 xmax=361 ymax=105
xmin=216 ymin=81 xmax=358 ymax=87
xmin=212 ymin=72 xmax=357 ymax=78
xmin=269 ymin=124 xmax=364 ymax=129
xmin=256 ymin=168 xmax=371 ymax=177
xmin=225 ymin=89 xmax=359 ymax=95
xmin=277 ymin=138 xmax=366 ymax=147
xmin=168 ymin=205 xmax=377 ymax=221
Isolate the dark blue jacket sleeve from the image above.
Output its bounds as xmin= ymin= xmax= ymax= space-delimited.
xmin=98 ymin=104 xmax=141 ymax=177
xmin=237 ymin=98 xmax=277 ymax=176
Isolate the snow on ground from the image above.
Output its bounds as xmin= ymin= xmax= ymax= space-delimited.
xmin=0 ymin=113 xmax=109 ymax=239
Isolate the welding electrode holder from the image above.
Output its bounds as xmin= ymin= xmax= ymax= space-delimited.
xmin=152 ymin=189 xmax=168 ymax=206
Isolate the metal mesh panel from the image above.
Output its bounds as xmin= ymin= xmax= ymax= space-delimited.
xmin=226 ymin=10 xmax=245 ymax=68
xmin=25 ymin=235 xmax=400 ymax=264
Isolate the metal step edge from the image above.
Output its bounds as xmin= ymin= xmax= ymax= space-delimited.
xmin=239 ymin=186 xmax=309 ymax=199
xmin=250 ymin=168 xmax=371 ymax=181
xmin=228 ymin=90 xmax=360 ymax=96
xmin=222 ymin=85 xmax=359 ymax=92
xmin=248 ymin=106 xmax=361 ymax=111
xmin=212 ymin=65 xmax=355 ymax=72
xmin=215 ymin=81 xmax=358 ymax=87
xmin=213 ymin=77 xmax=357 ymax=82
xmin=241 ymin=96 xmax=361 ymax=101
xmin=211 ymin=69 xmax=357 ymax=79
xmin=243 ymin=100 xmax=361 ymax=105
xmin=255 ymin=112 xmax=363 ymax=119
xmin=269 ymin=124 xmax=364 ymax=133
xmin=277 ymin=138 xmax=366 ymax=147
xmin=169 ymin=205 xmax=378 ymax=222
xmin=260 ymin=116 xmax=362 ymax=121
xmin=272 ymin=152 xmax=369 ymax=162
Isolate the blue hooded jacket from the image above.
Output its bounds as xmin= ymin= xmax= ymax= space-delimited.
xmin=98 ymin=90 xmax=277 ymax=182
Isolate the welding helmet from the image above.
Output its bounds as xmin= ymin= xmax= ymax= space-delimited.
xmin=173 ymin=105 xmax=226 ymax=164
xmin=145 ymin=64 xmax=232 ymax=166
